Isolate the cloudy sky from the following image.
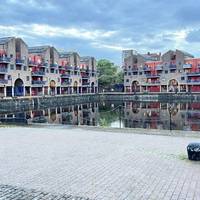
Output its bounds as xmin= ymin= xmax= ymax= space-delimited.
xmin=0 ymin=0 xmax=200 ymax=65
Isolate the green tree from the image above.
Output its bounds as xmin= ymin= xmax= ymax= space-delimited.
xmin=97 ymin=59 xmax=123 ymax=91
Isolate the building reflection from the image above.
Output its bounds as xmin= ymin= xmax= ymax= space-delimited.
xmin=1 ymin=101 xmax=200 ymax=132
xmin=0 ymin=102 xmax=99 ymax=127
xmin=123 ymin=102 xmax=200 ymax=131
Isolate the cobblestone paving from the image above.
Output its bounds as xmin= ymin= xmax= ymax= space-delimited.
xmin=0 ymin=184 xmax=91 ymax=200
xmin=0 ymin=127 xmax=200 ymax=200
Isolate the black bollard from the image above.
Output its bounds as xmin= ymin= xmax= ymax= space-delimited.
xmin=187 ymin=143 xmax=200 ymax=161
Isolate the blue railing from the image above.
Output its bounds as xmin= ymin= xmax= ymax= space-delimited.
xmin=82 ymin=74 xmax=90 ymax=78
xmin=50 ymin=63 xmax=58 ymax=68
xmin=32 ymin=71 xmax=45 ymax=76
xmin=66 ymin=66 xmax=73 ymax=70
xmin=0 ymin=57 xmax=11 ymax=63
xmin=187 ymin=80 xmax=200 ymax=83
xmin=169 ymin=64 xmax=176 ymax=69
xmin=143 ymin=66 xmax=151 ymax=71
xmin=16 ymin=59 xmax=25 ymax=65
xmin=32 ymin=80 xmax=46 ymax=85
xmin=29 ymin=61 xmax=38 ymax=66
xmin=155 ymin=65 xmax=163 ymax=70
xmin=82 ymin=82 xmax=90 ymax=86
xmin=61 ymin=74 xmax=70 ymax=78
xmin=146 ymin=74 xmax=160 ymax=78
xmin=186 ymin=72 xmax=200 ymax=76
xmin=183 ymin=64 xmax=192 ymax=68
xmin=61 ymin=81 xmax=71 ymax=85
xmin=0 ymin=79 xmax=8 ymax=84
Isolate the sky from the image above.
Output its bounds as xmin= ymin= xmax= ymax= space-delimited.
xmin=0 ymin=0 xmax=200 ymax=65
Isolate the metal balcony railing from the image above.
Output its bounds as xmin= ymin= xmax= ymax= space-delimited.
xmin=61 ymin=81 xmax=71 ymax=85
xmin=169 ymin=64 xmax=177 ymax=69
xmin=32 ymin=71 xmax=45 ymax=76
xmin=187 ymin=80 xmax=200 ymax=83
xmin=0 ymin=79 xmax=8 ymax=84
xmin=186 ymin=72 xmax=200 ymax=76
xmin=16 ymin=59 xmax=25 ymax=65
xmin=146 ymin=74 xmax=160 ymax=78
xmin=82 ymin=82 xmax=90 ymax=86
xmin=0 ymin=57 xmax=11 ymax=63
xmin=183 ymin=64 xmax=192 ymax=68
xmin=29 ymin=61 xmax=38 ymax=66
xmin=50 ymin=63 xmax=58 ymax=68
xmin=32 ymin=80 xmax=46 ymax=85
xmin=61 ymin=74 xmax=70 ymax=78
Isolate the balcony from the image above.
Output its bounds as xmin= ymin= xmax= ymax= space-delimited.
xmin=132 ymin=68 xmax=138 ymax=72
xmin=82 ymin=82 xmax=90 ymax=87
xmin=29 ymin=61 xmax=38 ymax=67
xmin=82 ymin=74 xmax=90 ymax=79
xmin=66 ymin=66 xmax=73 ymax=70
xmin=80 ymin=68 xmax=86 ymax=72
xmin=61 ymin=81 xmax=71 ymax=86
xmin=143 ymin=66 xmax=151 ymax=71
xmin=61 ymin=74 xmax=70 ymax=78
xmin=145 ymin=81 xmax=161 ymax=85
xmin=169 ymin=64 xmax=177 ymax=69
xmin=187 ymin=80 xmax=200 ymax=84
xmin=155 ymin=65 xmax=163 ymax=71
xmin=32 ymin=80 xmax=46 ymax=85
xmin=0 ymin=67 xmax=8 ymax=73
xmin=16 ymin=59 xmax=25 ymax=65
xmin=0 ymin=79 xmax=8 ymax=84
xmin=42 ymin=62 xmax=48 ymax=67
xmin=186 ymin=72 xmax=200 ymax=76
xmin=146 ymin=74 xmax=160 ymax=78
xmin=183 ymin=64 xmax=192 ymax=69
xmin=32 ymin=71 xmax=45 ymax=76
xmin=59 ymin=66 xmax=66 ymax=70
xmin=0 ymin=57 xmax=11 ymax=64
xmin=74 ymin=67 xmax=80 ymax=71
xmin=50 ymin=63 xmax=58 ymax=68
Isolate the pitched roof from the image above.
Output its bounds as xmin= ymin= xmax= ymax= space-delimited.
xmin=28 ymin=46 xmax=50 ymax=54
xmin=0 ymin=37 xmax=14 ymax=45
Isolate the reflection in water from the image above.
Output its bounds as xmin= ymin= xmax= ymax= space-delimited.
xmin=0 ymin=101 xmax=200 ymax=132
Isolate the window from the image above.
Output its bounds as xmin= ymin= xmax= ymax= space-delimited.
xmin=24 ymin=66 xmax=27 ymax=71
xmin=128 ymin=72 xmax=131 ymax=75
xmin=165 ymin=70 xmax=168 ymax=74
xmin=8 ymin=75 xmax=11 ymax=80
xmin=139 ymin=72 xmax=143 ymax=75
xmin=181 ymin=77 xmax=185 ymax=80
xmin=126 ymin=79 xmax=129 ymax=82
xmin=26 ymin=76 xmax=30 ymax=81
xmin=58 ymin=78 xmax=60 ymax=82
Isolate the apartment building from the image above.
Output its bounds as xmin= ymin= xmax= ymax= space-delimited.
xmin=80 ymin=56 xmax=98 ymax=93
xmin=0 ymin=37 xmax=98 ymax=97
xmin=123 ymin=49 xmax=200 ymax=93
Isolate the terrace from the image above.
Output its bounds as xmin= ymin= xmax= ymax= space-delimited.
xmin=32 ymin=71 xmax=45 ymax=76
xmin=0 ymin=57 xmax=11 ymax=64
xmin=16 ymin=59 xmax=25 ymax=65
xmin=32 ymin=80 xmax=46 ymax=85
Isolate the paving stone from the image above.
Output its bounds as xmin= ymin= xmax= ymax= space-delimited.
xmin=0 ymin=127 xmax=200 ymax=200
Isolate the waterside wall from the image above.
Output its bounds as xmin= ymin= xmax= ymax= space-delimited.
xmin=0 ymin=93 xmax=200 ymax=113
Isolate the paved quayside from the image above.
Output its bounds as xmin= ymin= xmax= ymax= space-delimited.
xmin=0 ymin=127 xmax=199 ymax=200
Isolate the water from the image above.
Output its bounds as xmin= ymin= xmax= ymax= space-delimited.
xmin=0 ymin=101 xmax=200 ymax=132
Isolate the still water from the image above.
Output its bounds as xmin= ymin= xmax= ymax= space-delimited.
xmin=0 ymin=101 xmax=200 ymax=132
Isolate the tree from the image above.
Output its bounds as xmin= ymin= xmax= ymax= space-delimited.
xmin=97 ymin=59 xmax=123 ymax=91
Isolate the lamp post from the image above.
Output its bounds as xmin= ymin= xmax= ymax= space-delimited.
xmin=168 ymin=104 xmax=172 ymax=131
